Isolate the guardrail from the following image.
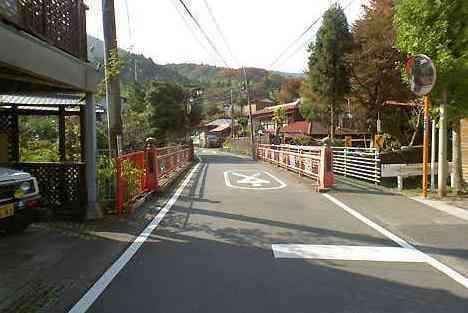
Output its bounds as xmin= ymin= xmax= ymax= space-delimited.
xmin=256 ymin=144 xmax=334 ymax=191
xmin=331 ymin=147 xmax=381 ymax=184
xmin=116 ymin=145 xmax=194 ymax=215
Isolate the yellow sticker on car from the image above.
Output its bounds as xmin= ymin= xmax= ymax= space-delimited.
xmin=0 ymin=203 xmax=14 ymax=219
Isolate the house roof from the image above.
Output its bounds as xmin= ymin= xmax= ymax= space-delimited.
xmin=206 ymin=118 xmax=231 ymax=127
xmin=209 ymin=124 xmax=230 ymax=132
xmin=280 ymin=121 xmax=368 ymax=136
xmin=0 ymin=94 xmax=84 ymax=107
xmin=252 ymin=99 xmax=300 ymax=117
xmin=280 ymin=121 xmax=328 ymax=136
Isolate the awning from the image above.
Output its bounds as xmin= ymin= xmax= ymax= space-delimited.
xmin=0 ymin=94 xmax=84 ymax=107
xmin=210 ymin=124 xmax=230 ymax=132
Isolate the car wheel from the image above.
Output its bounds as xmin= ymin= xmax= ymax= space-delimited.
xmin=6 ymin=210 xmax=33 ymax=234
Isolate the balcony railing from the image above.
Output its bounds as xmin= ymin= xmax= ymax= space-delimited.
xmin=0 ymin=0 xmax=87 ymax=60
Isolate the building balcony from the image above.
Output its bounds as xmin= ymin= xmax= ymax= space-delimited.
xmin=0 ymin=0 xmax=98 ymax=93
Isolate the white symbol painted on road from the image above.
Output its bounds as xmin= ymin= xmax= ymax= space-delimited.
xmin=224 ymin=170 xmax=287 ymax=190
xmin=232 ymin=172 xmax=270 ymax=187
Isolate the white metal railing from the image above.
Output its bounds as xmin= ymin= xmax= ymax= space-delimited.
xmin=331 ymin=147 xmax=381 ymax=184
xmin=257 ymin=144 xmax=322 ymax=183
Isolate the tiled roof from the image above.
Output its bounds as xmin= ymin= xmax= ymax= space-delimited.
xmin=209 ymin=124 xmax=230 ymax=132
xmin=252 ymin=99 xmax=300 ymax=117
xmin=0 ymin=94 xmax=84 ymax=106
xmin=280 ymin=121 xmax=328 ymax=136
xmin=206 ymin=118 xmax=231 ymax=127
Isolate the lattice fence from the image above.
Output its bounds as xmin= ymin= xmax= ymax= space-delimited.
xmin=0 ymin=112 xmax=18 ymax=162
xmin=4 ymin=162 xmax=87 ymax=219
xmin=0 ymin=0 xmax=87 ymax=59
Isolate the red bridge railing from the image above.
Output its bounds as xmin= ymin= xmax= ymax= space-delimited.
xmin=257 ymin=144 xmax=334 ymax=192
xmin=116 ymin=144 xmax=194 ymax=215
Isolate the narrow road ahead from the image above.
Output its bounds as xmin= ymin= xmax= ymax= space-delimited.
xmin=73 ymin=149 xmax=468 ymax=313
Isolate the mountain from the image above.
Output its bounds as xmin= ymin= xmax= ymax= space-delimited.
xmin=87 ymin=35 xmax=191 ymax=86
xmin=87 ymin=36 xmax=302 ymax=105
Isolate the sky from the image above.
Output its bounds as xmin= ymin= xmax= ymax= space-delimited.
xmin=85 ymin=0 xmax=366 ymax=73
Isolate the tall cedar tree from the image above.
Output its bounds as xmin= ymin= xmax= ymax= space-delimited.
xmin=146 ymin=81 xmax=186 ymax=145
xmin=395 ymin=0 xmax=468 ymax=191
xmin=348 ymin=0 xmax=414 ymax=141
xmin=300 ymin=4 xmax=352 ymax=141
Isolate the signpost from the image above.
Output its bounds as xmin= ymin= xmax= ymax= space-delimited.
xmin=405 ymin=54 xmax=437 ymax=198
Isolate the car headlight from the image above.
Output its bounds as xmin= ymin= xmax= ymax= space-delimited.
xmin=14 ymin=181 xmax=33 ymax=198
xmin=20 ymin=181 xmax=32 ymax=192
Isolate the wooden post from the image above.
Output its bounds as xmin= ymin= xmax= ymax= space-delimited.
xmin=80 ymin=105 xmax=86 ymax=163
xmin=84 ymin=93 xmax=102 ymax=219
xmin=58 ymin=105 xmax=66 ymax=162
xmin=10 ymin=105 xmax=21 ymax=162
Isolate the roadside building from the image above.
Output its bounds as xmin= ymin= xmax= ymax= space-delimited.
xmin=0 ymin=1 xmax=99 ymax=218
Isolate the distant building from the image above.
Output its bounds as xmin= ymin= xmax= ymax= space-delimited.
xmin=252 ymin=99 xmax=369 ymax=141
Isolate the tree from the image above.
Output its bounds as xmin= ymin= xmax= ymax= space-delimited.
xmin=395 ymin=0 xmax=468 ymax=194
xmin=278 ymin=78 xmax=302 ymax=104
xmin=272 ymin=106 xmax=288 ymax=137
xmin=300 ymin=4 xmax=352 ymax=141
xmin=347 ymin=0 xmax=413 ymax=137
xmin=146 ymin=81 xmax=186 ymax=145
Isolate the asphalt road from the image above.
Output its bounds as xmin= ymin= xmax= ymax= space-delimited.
xmin=79 ymin=149 xmax=468 ymax=313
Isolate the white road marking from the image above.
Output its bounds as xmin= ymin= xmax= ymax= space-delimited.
xmin=232 ymin=172 xmax=271 ymax=187
xmin=412 ymin=196 xmax=468 ymax=222
xmin=224 ymin=170 xmax=287 ymax=190
xmin=322 ymin=193 xmax=468 ymax=289
xmin=272 ymin=245 xmax=427 ymax=262
xmin=68 ymin=162 xmax=202 ymax=313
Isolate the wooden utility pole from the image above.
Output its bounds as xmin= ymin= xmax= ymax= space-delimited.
xmin=243 ymin=67 xmax=256 ymax=159
xmin=102 ymin=0 xmax=123 ymax=156
xmin=230 ymin=88 xmax=234 ymax=138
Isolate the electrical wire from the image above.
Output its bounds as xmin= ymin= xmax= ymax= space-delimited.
xmin=176 ymin=0 xmax=230 ymax=67
xmin=269 ymin=0 xmax=359 ymax=70
xmin=169 ymin=0 xmax=218 ymax=64
xmin=202 ymin=0 xmax=240 ymax=68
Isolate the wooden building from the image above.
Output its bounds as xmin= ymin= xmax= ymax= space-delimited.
xmin=0 ymin=0 xmax=100 ymax=219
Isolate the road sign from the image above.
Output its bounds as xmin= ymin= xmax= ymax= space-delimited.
xmin=405 ymin=54 xmax=437 ymax=96
xmin=374 ymin=134 xmax=384 ymax=149
xmin=344 ymin=136 xmax=352 ymax=147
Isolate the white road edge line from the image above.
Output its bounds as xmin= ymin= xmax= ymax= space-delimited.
xmin=322 ymin=193 xmax=468 ymax=289
xmin=68 ymin=161 xmax=202 ymax=313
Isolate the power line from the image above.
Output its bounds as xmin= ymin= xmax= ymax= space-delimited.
xmin=176 ymin=0 xmax=230 ymax=67
xmin=269 ymin=0 xmax=359 ymax=70
xmin=202 ymin=0 xmax=240 ymax=67
xmin=169 ymin=0 xmax=218 ymax=64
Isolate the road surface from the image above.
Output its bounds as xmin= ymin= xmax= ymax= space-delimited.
xmin=71 ymin=149 xmax=468 ymax=313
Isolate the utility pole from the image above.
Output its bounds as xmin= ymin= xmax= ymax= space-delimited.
xmin=438 ymin=89 xmax=448 ymax=197
xmin=230 ymin=88 xmax=234 ymax=138
xmin=430 ymin=119 xmax=437 ymax=192
xmin=102 ymin=0 xmax=123 ymax=156
xmin=242 ymin=67 xmax=256 ymax=159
